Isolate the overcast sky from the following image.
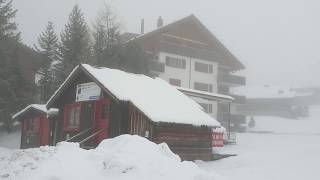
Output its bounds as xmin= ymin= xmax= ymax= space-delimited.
xmin=13 ymin=0 xmax=320 ymax=88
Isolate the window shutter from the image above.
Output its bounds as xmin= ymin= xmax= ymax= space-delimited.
xmin=209 ymin=104 xmax=213 ymax=113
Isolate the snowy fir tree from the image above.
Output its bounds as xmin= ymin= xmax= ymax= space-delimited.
xmin=0 ymin=0 xmax=20 ymax=40
xmin=35 ymin=21 xmax=60 ymax=103
xmin=57 ymin=4 xmax=92 ymax=85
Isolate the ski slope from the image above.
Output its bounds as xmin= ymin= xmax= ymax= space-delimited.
xmin=197 ymin=106 xmax=320 ymax=180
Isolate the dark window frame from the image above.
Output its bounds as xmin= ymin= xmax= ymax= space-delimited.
xmin=194 ymin=62 xmax=213 ymax=73
xmin=194 ymin=82 xmax=213 ymax=93
xmin=169 ymin=78 xmax=181 ymax=87
xmin=165 ymin=56 xmax=186 ymax=69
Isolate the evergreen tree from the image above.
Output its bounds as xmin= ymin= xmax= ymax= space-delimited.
xmin=0 ymin=0 xmax=20 ymax=40
xmin=0 ymin=0 xmax=33 ymax=131
xmin=92 ymin=4 xmax=121 ymax=66
xmin=35 ymin=21 xmax=60 ymax=103
xmin=116 ymin=42 xmax=149 ymax=75
xmin=57 ymin=4 xmax=92 ymax=85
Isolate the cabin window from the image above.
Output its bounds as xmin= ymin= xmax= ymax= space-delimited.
xmin=64 ymin=103 xmax=81 ymax=131
xmin=194 ymin=62 xmax=213 ymax=73
xmin=165 ymin=56 xmax=186 ymax=69
xmin=169 ymin=78 xmax=181 ymax=87
xmin=199 ymin=103 xmax=213 ymax=113
xmin=194 ymin=82 xmax=213 ymax=92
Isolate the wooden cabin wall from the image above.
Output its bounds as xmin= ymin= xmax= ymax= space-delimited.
xmin=20 ymin=112 xmax=40 ymax=149
xmin=128 ymin=103 xmax=154 ymax=139
xmin=108 ymin=101 xmax=130 ymax=138
xmin=53 ymin=72 xmax=95 ymax=143
xmin=153 ymin=123 xmax=212 ymax=161
xmin=51 ymin=71 xmax=129 ymax=145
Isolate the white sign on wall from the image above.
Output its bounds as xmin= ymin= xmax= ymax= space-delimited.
xmin=76 ymin=82 xmax=101 ymax=102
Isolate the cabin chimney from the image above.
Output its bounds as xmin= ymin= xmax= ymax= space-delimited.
xmin=140 ymin=19 xmax=144 ymax=34
xmin=157 ymin=16 xmax=163 ymax=28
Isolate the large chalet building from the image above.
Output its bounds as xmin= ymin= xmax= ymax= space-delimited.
xmin=121 ymin=15 xmax=246 ymax=131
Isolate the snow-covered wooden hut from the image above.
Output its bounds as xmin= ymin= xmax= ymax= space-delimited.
xmin=38 ymin=64 xmax=220 ymax=160
xmin=12 ymin=104 xmax=51 ymax=149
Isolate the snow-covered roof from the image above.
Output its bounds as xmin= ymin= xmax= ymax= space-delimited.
xmin=12 ymin=104 xmax=47 ymax=120
xmin=48 ymin=64 xmax=220 ymax=127
xmin=177 ymin=86 xmax=234 ymax=102
xmin=233 ymin=86 xmax=300 ymax=99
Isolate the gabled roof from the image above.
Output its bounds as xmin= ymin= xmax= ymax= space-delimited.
xmin=126 ymin=15 xmax=245 ymax=70
xmin=12 ymin=104 xmax=47 ymax=120
xmin=46 ymin=64 xmax=220 ymax=127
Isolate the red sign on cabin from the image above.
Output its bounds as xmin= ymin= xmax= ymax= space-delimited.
xmin=212 ymin=131 xmax=224 ymax=147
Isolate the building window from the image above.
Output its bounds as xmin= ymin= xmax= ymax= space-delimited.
xmin=194 ymin=82 xmax=213 ymax=92
xmin=169 ymin=78 xmax=181 ymax=86
xmin=199 ymin=103 xmax=213 ymax=113
xmin=194 ymin=62 xmax=213 ymax=73
xmin=165 ymin=56 xmax=186 ymax=69
xmin=64 ymin=103 xmax=81 ymax=131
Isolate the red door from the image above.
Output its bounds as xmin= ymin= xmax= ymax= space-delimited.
xmin=94 ymin=99 xmax=111 ymax=145
xmin=39 ymin=115 xmax=49 ymax=146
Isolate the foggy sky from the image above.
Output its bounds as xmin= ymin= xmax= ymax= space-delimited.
xmin=13 ymin=0 xmax=320 ymax=88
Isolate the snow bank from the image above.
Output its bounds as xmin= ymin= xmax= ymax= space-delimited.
xmin=0 ymin=135 xmax=219 ymax=180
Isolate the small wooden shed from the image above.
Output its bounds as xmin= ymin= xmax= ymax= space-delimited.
xmin=12 ymin=104 xmax=51 ymax=149
xmin=44 ymin=64 xmax=220 ymax=160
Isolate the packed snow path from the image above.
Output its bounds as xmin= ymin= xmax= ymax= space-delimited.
xmin=197 ymin=106 xmax=320 ymax=180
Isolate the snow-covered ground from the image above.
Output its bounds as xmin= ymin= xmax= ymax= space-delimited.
xmin=197 ymin=106 xmax=320 ymax=180
xmin=0 ymin=131 xmax=20 ymax=149
xmin=1 ymin=107 xmax=320 ymax=180
xmin=0 ymin=135 xmax=219 ymax=180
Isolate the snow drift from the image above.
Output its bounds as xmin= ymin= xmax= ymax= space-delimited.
xmin=0 ymin=135 xmax=218 ymax=180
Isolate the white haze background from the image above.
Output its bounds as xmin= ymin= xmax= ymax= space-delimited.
xmin=13 ymin=0 xmax=320 ymax=88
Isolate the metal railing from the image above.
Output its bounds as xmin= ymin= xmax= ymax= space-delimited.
xmin=79 ymin=128 xmax=106 ymax=145
xmin=65 ymin=127 xmax=93 ymax=142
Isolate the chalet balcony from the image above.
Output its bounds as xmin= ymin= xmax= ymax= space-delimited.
xmin=148 ymin=60 xmax=165 ymax=73
xmin=218 ymin=73 xmax=246 ymax=87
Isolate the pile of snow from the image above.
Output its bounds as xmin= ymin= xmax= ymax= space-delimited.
xmin=0 ymin=135 xmax=219 ymax=180
xmin=48 ymin=64 xmax=220 ymax=127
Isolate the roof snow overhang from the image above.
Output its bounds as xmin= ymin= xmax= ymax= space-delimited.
xmin=177 ymin=87 xmax=234 ymax=102
xmin=12 ymin=104 xmax=47 ymax=121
